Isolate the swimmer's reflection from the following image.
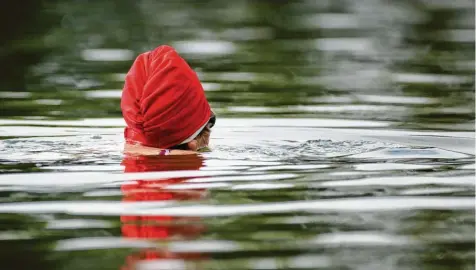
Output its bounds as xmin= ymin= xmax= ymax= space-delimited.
xmin=120 ymin=154 xmax=207 ymax=270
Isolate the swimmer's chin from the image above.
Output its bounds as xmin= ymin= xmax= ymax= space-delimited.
xmin=124 ymin=143 xmax=212 ymax=156
xmin=197 ymin=146 xmax=212 ymax=153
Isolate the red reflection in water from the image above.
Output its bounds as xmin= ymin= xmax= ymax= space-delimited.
xmin=120 ymin=154 xmax=207 ymax=270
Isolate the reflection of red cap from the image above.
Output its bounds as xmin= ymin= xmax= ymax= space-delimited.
xmin=121 ymin=154 xmax=204 ymax=173
xmin=120 ymin=155 xmax=205 ymax=270
xmin=121 ymin=45 xmax=212 ymax=149
xmin=121 ymin=154 xmax=205 ymax=239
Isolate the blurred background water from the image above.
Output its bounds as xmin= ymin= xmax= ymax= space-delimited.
xmin=0 ymin=0 xmax=474 ymax=269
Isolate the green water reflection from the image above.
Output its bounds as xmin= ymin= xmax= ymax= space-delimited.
xmin=0 ymin=0 xmax=474 ymax=129
xmin=0 ymin=1 xmax=474 ymax=270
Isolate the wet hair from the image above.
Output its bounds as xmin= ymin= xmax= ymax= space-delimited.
xmin=169 ymin=143 xmax=190 ymax=150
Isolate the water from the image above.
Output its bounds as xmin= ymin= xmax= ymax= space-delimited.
xmin=0 ymin=1 xmax=474 ymax=269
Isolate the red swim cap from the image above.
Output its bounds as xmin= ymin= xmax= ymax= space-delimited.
xmin=121 ymin=45 xmax=212 ymax=149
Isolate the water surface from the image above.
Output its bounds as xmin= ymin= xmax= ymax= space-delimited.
xmin=0 ymin=0 xmax=474 ymax=269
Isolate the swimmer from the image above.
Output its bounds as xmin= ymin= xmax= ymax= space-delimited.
xmin=121 ymin=45 xmax=216 ymax=156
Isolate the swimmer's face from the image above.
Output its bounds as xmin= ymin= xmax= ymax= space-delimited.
xmin=193 ymin=112 xmax=215 ymax=151
xmin=193 ymin=124 xmax=211 ymax=151
xmin=172 ymin=112 xmax=215 ymax=152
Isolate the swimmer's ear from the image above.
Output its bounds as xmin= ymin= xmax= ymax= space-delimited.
xmin=187 ymin=140 xmax=199 ymax=151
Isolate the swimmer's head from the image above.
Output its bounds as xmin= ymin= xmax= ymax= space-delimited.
xmin=121 ymin=45 xmax=214 ymax=150
xmin=170 ymin=111 xmax=216 ymax=151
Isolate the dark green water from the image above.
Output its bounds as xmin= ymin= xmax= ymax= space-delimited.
xmin=0 ymin=1 xmax=474 ymax=269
